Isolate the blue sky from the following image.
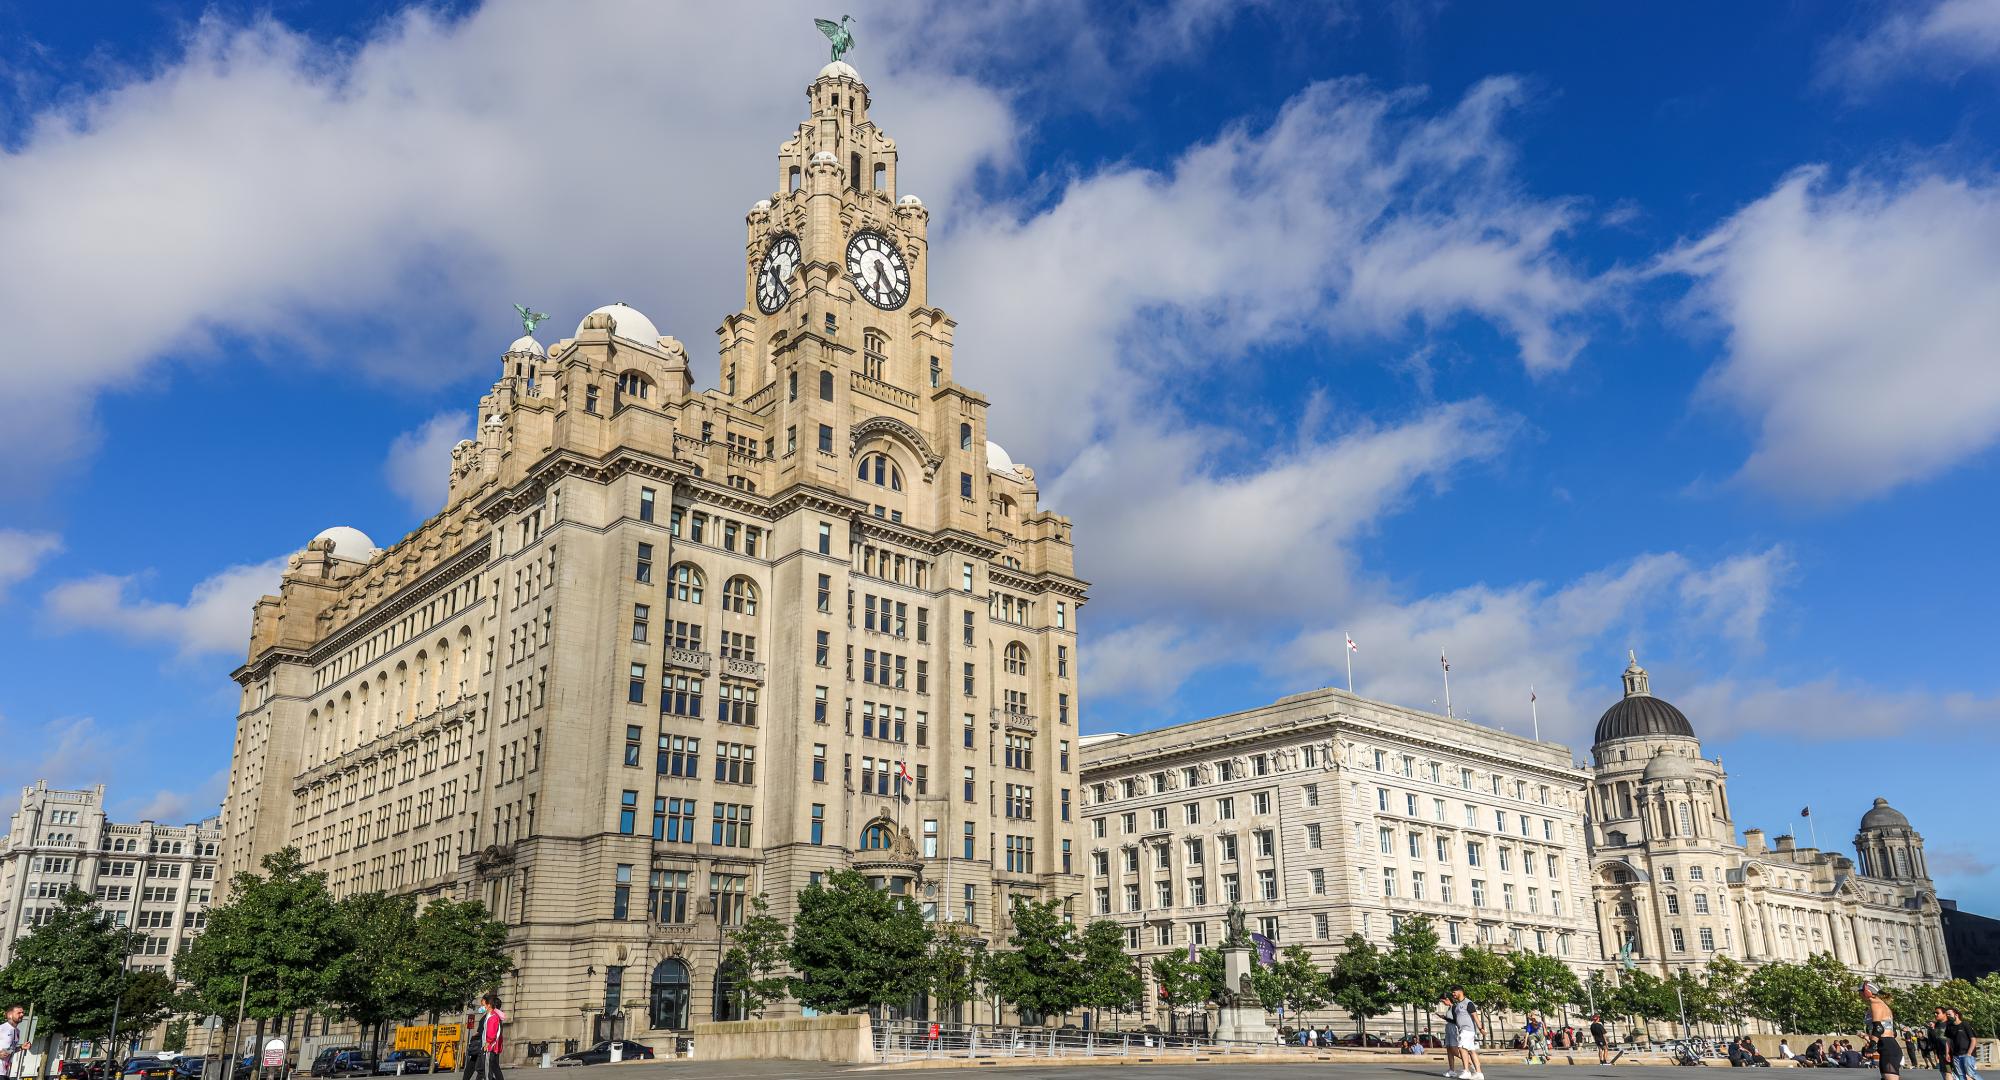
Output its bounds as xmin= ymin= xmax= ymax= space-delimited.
xmin=2 ymin=1 xmax=1997 ymax=914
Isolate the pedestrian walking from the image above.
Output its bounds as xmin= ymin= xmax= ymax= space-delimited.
xmin=1928 ymin=1014 xmax=1953 ymax=1080
xmin=1591 ymin=1015 xmax=1610 ymax=1066
xmin=1863 ymin=983 xmax=1903 ymax=1080
xmin=477 ymin=994 xmax=506 ymax=1080
xmin=1438 ymin=993 xmax=1462 ymax=1078
xmin=459 ymin=1012 xmax=482 ymax=1080
xmin=1944 ymin=1007 xmax=1980 ymax=1080
xmin=1445 ymin=986 xmax=1485 ymax=1080
xmin=0 ymin=1004 xmax=25 ymax=1080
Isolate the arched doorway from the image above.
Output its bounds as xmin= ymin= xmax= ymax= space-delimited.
xmin=649 ymin=959 xmax=690 ymax=1031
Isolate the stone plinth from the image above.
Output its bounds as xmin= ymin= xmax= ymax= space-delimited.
xmin=1213 ymin=946 xmax=1276 ymax=1045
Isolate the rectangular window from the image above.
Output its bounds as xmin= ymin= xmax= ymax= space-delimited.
xmin=618 ymin=790 xmax=637 ymax=834
xmin=963 ymin=766 xmax=976 ymax=802
xmin=613 ymin=864 xmax=632 ymax=920
xmin=1382 ymin=867 xmax=1397 ymax=897
xmin=623 ymin=725 xmax=642 ymax=767
xmin=962 ymin=663 xmax=975 ymax=696
xmin=639 ymin=487 xmax=655 ymax=522
xmin=635 ymin=543 xmax=652 ymax=583
xmin=627 ymin=663 xmax=646 ymax=704
xmin=632 ymin=603 xmax=650 ymax=643
xmin=818 ymin=424 xmax=833 ymax=453
xmin=1310 ymin=868 xmax=1326 ymax=895
xmin=963 ymin=821 xmax=976 ymax=859
xmin=815 ymin=631 xmax=830 ymax=666
xmin=816 ymin=574 xmax=831 ymax=613
xmin=818 ymin=522 xmax=832 ymax=554
xmin=710 ymin=803 xmax=753 ymax=847
xmin=810 ymin=804 xmax=825 ymax=845
xmin=959 ymin=472 xmax=973 ymax=498
xmin=1470 ymin=879 xmax=1486 ymax=907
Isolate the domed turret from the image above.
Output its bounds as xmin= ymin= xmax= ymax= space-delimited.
xmin=1594 ymin=653 xmax=1696 ymax=745
xmin=577 ymin=302 xmax=661 ymax=344
xmin=1642 ymin=750 xmax=1698 ymax=781
xmin=1855 ymin=797 xmax=1927 ymax=882
xmin=1860 ymin=797 xmax=1910 ymax=831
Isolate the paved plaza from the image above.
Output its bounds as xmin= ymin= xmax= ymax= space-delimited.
xmin=574 ymin=1061 xmax=1732 ymax=1080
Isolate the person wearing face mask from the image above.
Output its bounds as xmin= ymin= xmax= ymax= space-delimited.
xmin=477 ymin=994 xmax=505 ymax=1080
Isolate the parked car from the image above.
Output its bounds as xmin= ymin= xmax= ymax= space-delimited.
xmin=310 ymin=1051 xmax=377 ymax=1077
xmin=59 ymin=1060 xmax=115 ymax=1080
xmin=309 ymin=1048 xmax=361 ymax=1077
xmin=374 ymin=1051 xmax=434 ymax=1075
xmin=552 ymin=1041 xmax=655 ymax=1066
xmin=169 ymin=1056 xmax=208 ymax=1080
xmin=1337 ymin=1032 xmax=1393 ymax=1047
xmin=121 ymin=1061 xmax=176 ymax=1080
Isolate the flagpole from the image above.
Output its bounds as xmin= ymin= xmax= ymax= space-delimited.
xmin=1531 ymin=687 xmax=1540 ymax=742
xmin=1344 ymin=632 xmax=1354 ymax=693
xmin=1441 ymin=652 xmax=1453 ymax=719
xmin=1804 ymin=807 xmax=1819 ymax=850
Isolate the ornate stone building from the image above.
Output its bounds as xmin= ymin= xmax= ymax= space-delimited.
xmin=0 ymin=781 xmax=221 ymax=978
xmin=1080 ymin=688 xmax=1605 ymax=1026
xmin=220 ymin=58 xmax=1086 ymax=1047
xmin=1585 ymin=655 xmax=1949 ymax=982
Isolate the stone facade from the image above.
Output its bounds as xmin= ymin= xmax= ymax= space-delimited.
xmin=1585 ymin=655 xmax=1950 ymax=983
xmin=220 ymin=60 xmax=1086 ymax=1049
xmin=1080 ymin=688 xmax=1605 ymax=1025
xmin=0 ymin=781 xmax=221 ymax=978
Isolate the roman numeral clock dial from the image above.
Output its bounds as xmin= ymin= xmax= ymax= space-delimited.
xmin=845 ymin=230 xmax=910 ymax=310
xmin=755 ymin=234 xmax=801 ymax=315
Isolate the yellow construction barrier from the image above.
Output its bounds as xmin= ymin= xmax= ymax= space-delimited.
xmin=391 ymin=1024 xmax=462 ymax=1071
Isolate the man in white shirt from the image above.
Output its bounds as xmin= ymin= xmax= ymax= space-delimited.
xmin=1 ymin=1004 xmax=27 ymax=1080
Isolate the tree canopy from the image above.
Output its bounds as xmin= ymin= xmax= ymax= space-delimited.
xmin=1327 ymin=935 xmax=1394 ymax=1037
xmin=0 ymin=888 xmax=157 ymax=1053
xmin=718 ymin=895 xmax=790 ymax=1018
xmin=785 ymin=871 xmax=931 ymax=1014
xmin=983 ymin=898 xmax=1087 ymax=1023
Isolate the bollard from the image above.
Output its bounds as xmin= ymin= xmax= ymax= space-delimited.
xmin=539 ymin=1051 xmax=550 ymax=1070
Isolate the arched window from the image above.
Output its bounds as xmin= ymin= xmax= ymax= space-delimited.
xmin=1004 ymin=642 xmax=1030 ymax=676
xmin=819 ymin=370 xmax=834 ymax=400
xmin=860 ymin=821 xmax=895 ymax=850
xmin=856 ymin=453 xmax=903 ymax=491
xmin=721 ymin=577 xmax=758 ymax=615
xmin=616 ymin=371 xmax=652 ymax=402
xmin=670 ymin=564 xmax=704 ymax=604
xmin=649 ymin=959 xmax=690 ymax=1030
xmin=960 ymin=423 xmax=972 ymax=451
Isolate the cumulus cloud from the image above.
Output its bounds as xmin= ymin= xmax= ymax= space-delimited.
xmin=43 ymin=556 xmax=286 ymax=659
xmin=1675 ymin=675 xmax=2000 ymax=741
xmin=1663 ymin=165 xmax=2000 ymax=504
xmin=938 ymin=74 xmax=1602 ymax=465
xmin=1819 ymin=0 xmax=2000 ymax=90
xmin=0 ymin=529 xmax=62 ymax=599
xmin=0 ymin=714 xmax=111 ymax=796
xmin=130 ymin=768 xmax=228 ymax=825
xmin=385 ymin=411 xmax=469 ymax=516
xmin=0 ymin=1 xmax=1017 ymax=489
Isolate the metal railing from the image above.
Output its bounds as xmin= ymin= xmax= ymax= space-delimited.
xmin=871 ymin=1021 xmax=1373 ymax=1062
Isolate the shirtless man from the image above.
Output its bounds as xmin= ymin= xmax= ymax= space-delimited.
xmin=1864 ymin=982 xmax=1901 ymax=1080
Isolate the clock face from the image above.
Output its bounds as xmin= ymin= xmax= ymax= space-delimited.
xmin=846 ymin=230 xmax=910 ymax=310
xmin=755 ymin=234 xmax=801 ymax=314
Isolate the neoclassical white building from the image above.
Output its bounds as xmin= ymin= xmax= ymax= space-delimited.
xmin=1584 ymin=655 xmax=1949 ymax=982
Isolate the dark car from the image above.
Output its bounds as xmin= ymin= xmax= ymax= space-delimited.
xmin=122 ymin=1062 xmax=176 ymax=1080
xmin=168 ymin=1057 xmax=209 ymax=1080
xmin=60 ymin=1061 xmax=115 ymax=1080
xmin=552 ymin=1041 xmax=655 ymax=1067
xmin=311 ymin=1051 xmax=377 ymax=1077
xmin=1338 ymin=1032 xmax=1393 ymax=1047
xmin=309 ymin=1048 xmax=362 ymax=1078
xmin=374 ymin=1051 xmax=434 ymax=1075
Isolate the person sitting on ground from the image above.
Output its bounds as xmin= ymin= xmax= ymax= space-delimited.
xmin=1783 ymin=1041 xmax=1795 ymax=1060
xmin=1743 ymin=1037 xmax=1771 ymax=1067
xmin=1732 ymin=1038 xmax=1750 ymax=1067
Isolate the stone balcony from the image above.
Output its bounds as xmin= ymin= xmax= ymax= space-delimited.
xmin=722 ymin=657 xmax=766 ymax=681
xmin=994 ymin=709 xmax=1039 ymax=735
xmin=666 ymin=647 xmax=711 ymax=673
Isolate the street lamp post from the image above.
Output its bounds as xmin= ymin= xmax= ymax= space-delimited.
xmin=105 ymin=948 xmax=134 ymax=1072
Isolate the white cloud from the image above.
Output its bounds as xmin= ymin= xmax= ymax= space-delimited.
xmin=1663 ymin=165 xmax=2000 ymax=503
xmin=1677 ymin=546 xmax=1792 ymax=646
xmin=130 ymin=768 xmax=228 ymax=825
xmin=0 ymin=1 xmax=1017 ymax=489
xmin=43 ymin=556 xmax=286 ymax=659
xmin=385 ymin=411 xmax=469 ymax=516
xmin=1675 ymin=676 xmax=2000 ymax=741
xmin=0 ymin=529 xmax=62 ymax=599
xmin=1819 ymin=0 xmax=2000 ymax=90
xmin=0 ymin=714 xmax=111 ymax=797
xmin=938 ymin=74 xmax=1601 ymax=466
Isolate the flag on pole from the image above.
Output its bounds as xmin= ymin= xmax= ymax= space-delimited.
xmin=1187 ymin=941 xmax=1198 ymax=963
xmin=1250 ymin=932 xmax=1277 ymax=965
xmin=897 ymin=760 xmax=915 ymax=785
xmin=1800 ymin=806 xmax=1811 ymax=817
xmin=1346 ymin=634 xmax=1359 ymax=653
xmin=1440 ymin=652 xmax=1450 ymax=672
xmin=1530 ymin=687 xmax=1537 ymax=702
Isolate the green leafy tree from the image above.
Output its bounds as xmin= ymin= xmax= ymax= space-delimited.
xmin=1507 ymin=951 xmax=1583 ymax=1019
xmin=718 ymin=895 xmax=790 ymax=1018
xmin=176 ymin=848 xmax=346 ymax=1037
xmin=1384 ymin=915 xmax=1450 ymax=1024
xmin=983 ymin=898 xmax=1086 ymax=1023
xmin=1076 ymin=920 xmax=1144 ymax=1029
xmin=1326 ymin=935 xmax=1395 ymax=1039
xmin=162 ymin=1019 xmax=190 ymax=1054
xmin=0 ymin=888 xmax=150 ymax=1059
xmin=927 ymin=927 xmax=988 ymax=1024
xmin=1705 ymin=956 xmax=1750 ymax=1030
xmin=1150 ymin=948 xmax=1222 ymax=1028
xmin=1664 ymin=968 xmax=1715 ymax=1031
xmin=1577 ymin=970 xmax=1619 ymax=1019
xmin=1449 ymin=945 xmax=1515 ymax=1021
xmin=1249 ymin=944 xmax=1328 ymax=1021
xmin=1742 ymin=954 xmax=1863 ymax=1033
xmin=785 ymin=871 xmax=931 ymax=1014
xmin=329 ymin=891 xmax=423 ymax=1053
xmin=407 ymin=897 xmax=513 ymax=1021
xmin=1613 ymin=969 xmax=1676 ymax=1028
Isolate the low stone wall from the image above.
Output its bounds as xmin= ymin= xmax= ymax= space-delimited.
xmin=692 ymin=1014 xmax=876 ymax=1063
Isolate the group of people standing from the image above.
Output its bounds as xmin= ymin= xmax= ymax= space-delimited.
xmin=459 ymin=994 xmax=506 ymax=1080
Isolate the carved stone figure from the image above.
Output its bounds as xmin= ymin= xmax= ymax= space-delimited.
xmin=1224 ymin=903 xmax=1249 ymax=948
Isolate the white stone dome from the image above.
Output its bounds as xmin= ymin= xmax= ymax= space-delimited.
xmin=578 ymin=302 xmax=661 ymax=344
xmin=818 ymin=60 xmax=860 ymax=81
xmin=898 ymin=194 xmax=924 ymax=207
xmin=986 ymin=440 xmax=1019 ymax=475
xmin=506 ymin=334 xmax=545 ymax=357
xmin=312 ymin=526 xmax=379 ymax=561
